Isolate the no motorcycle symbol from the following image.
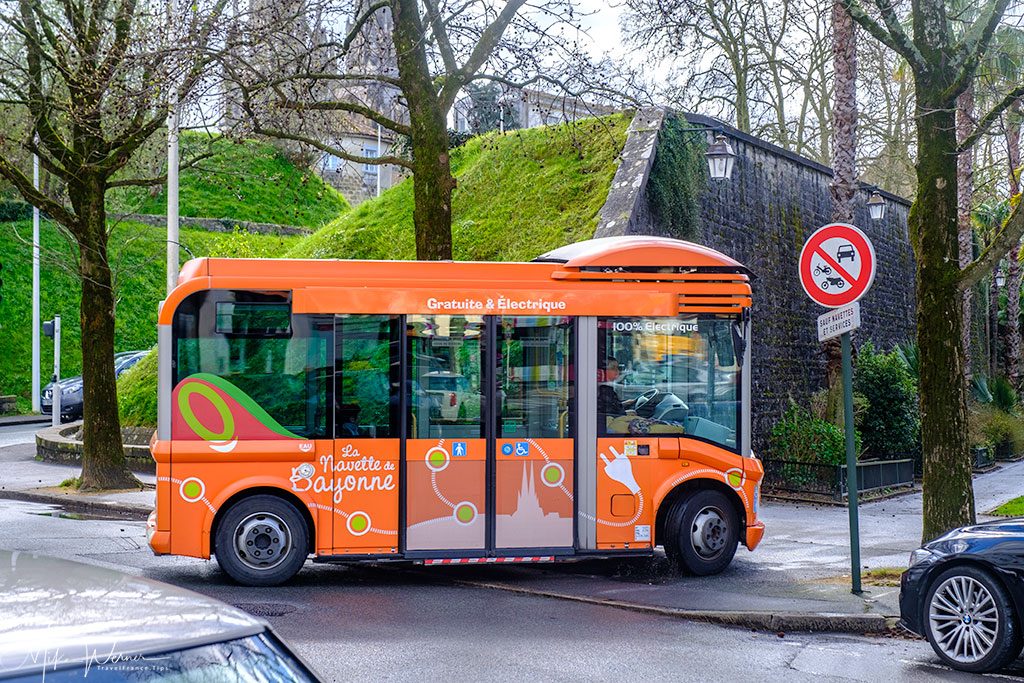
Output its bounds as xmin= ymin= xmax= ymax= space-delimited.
xmin=798 ymin=223 xmax=876 ymax=308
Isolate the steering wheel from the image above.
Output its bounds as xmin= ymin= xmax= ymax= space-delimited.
xmin=633 ymin=388 xmax=659 ymax=412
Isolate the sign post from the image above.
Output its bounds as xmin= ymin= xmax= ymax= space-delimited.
xmin=799 ymin=223 xmax=876 ymax=595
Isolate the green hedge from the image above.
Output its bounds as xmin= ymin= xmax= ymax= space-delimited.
xmin=118 ymin=349 xmax=157 ymax=428
xmin=770 ymin=403 xmax=860 ymax=465
xmin=289 ymin=114 xmax=630 ymax=262
xmin=854 ymin=342 xmax=919 ymax=457
xmin=0 ymin=220 xmax=300 ymax=405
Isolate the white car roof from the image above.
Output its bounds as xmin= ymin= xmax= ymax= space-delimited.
xmin=0 ymin=551 xmax=266 ymax=678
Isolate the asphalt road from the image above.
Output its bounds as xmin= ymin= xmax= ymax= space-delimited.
xmin=0 ymin=496 xmax=1019 ymax=682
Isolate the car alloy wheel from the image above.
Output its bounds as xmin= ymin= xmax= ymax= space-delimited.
xmin=928 ymin=574 xmax=1000 ymax=664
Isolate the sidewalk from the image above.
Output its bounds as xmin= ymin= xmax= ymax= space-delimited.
xmin=0 ymin=440 xmax=154 ymax=517
xmin=3 ymin=431 xmax=1023 ymax=634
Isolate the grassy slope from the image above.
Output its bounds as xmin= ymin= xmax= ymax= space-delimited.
xmin=0 ymin=220 xmax=300 ymax=408
xmin=289 ymin=114 xmax=629 ymax=261
xmin=109 ymin=136 xmax=349 ymax=228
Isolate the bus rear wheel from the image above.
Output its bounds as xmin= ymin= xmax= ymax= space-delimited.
xmin=664 ymin=489 xmax=739 ymax=576
xmin=215 ymin=495 xmax=309 ymax=586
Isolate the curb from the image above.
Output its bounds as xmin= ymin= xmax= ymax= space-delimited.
xmin=450 ymin=578 xmax=894 ymax=634
xmin=0 ymin=489 xmax=152 ymax=520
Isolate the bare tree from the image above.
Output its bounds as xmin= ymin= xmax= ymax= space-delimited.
xmin=223 ymin=0 xmax=620 ymax=260
xmin=0 ymin=0 xmax=227 ymax=489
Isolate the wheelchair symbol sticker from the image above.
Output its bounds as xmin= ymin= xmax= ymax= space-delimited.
xmin=452 ymin=442 xmax=467 ymax=457
xmin=515 ymin=441 xmax=529 ymax=456
xmin=501 ymin=443 xmax=514 ymax=456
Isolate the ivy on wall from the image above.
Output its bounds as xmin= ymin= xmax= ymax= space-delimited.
xmin=647 ymin=114 xmax=706 ymax=241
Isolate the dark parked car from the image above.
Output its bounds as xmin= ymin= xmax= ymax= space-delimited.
xmin=41 ymin=350 xmax=148 ymax=422
xmin=0 ymin=550 xmax=320 ymax=681
xmin=900 ymin=519 xmax=1024 ymax=673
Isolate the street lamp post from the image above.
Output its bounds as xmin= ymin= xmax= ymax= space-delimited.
xmin=31 ymin=151 xmax=40 ymax=412
xmin=166 ymin=0 xmax=180 ymax=296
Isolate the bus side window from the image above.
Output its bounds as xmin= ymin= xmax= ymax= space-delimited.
xmin=172 ymin=291 xmax=331 ymax=439
xmin=335 ymin=315 xmax=400 ymax=439
xmin=406 ymin=315 xmax=484 ymax=439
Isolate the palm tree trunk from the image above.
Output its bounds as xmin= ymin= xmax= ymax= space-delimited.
xmin=956 ymin=87 xmax=974 ymax=381
xmin=824 ymin=0 xmax=857 ymax=428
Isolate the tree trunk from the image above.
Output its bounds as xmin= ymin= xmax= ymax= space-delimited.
xmin=956 ymin=88 xmax=974 ymax=381
xmin=410 ymin=120 xmax=455 ymax=260
xmin=1008 ymin=254 xmax=1021 ymax=386
xmin=392 ymin=0 xmax=454 ymax=261
xmin=914 ymin=86 xmax=975 ymax=541
xmin=73 ymin=177 xmax=140 ymax=491
xmin=1008 ymin=102 xmax=1022 ymax=387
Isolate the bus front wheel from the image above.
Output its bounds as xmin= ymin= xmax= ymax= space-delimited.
xmin=215 ymin=495 xmax=309 ymax=586
xmin=664 ymin=489 xmax=739 ymax=575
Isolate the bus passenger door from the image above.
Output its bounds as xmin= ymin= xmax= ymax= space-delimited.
xmin=493 ymin=316 xmax=575 ymax=552
xmin=330 ymin=315 xmax=401 ymax=555
xmin=404 ymin=315 xmax=487 ymax=552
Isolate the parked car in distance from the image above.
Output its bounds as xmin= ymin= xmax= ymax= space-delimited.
xmin=421 ymin=371 xmax=472 ymax=419
xmin=41 ymin=350 xmax=148 ymax=422
xmin=0 ymin=550 xmax=320 ymax=682
xmin=900 ymin=519 xmax=1024 ymax=673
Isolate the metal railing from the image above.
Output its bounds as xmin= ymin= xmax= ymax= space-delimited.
xmin=764 ymin=457 xmax=914 ymax=500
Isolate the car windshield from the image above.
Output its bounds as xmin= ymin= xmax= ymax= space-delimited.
xmin=4 ymin=633 xmax=316 ymax=682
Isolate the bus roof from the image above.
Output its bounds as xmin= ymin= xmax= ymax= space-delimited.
xmin=162 ymin=236 xmax=751 ymax=323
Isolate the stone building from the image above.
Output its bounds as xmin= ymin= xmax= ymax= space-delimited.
xmin=595 ymin=108 xmax=916 ymax=452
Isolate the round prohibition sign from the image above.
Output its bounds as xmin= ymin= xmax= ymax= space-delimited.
xmin=798 ymin=223 xmax=876 ymax=308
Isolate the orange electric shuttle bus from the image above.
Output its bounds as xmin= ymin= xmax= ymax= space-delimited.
xmin=147 ymin=236 xmax=764 ymax=585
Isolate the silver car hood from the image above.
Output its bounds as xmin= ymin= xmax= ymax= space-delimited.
xmin=0 ymin=551 xmax=265 ymax=677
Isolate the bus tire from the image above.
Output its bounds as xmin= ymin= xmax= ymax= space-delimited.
xmin=664 ymin=489 xmax=739 ymax=576
xmin=214 ymin=495 xmax=309 ymax=586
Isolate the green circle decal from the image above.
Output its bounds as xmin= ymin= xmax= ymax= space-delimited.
xmin=544 ymin=467 xmax=561 ymax=483
xmin=727 ymin=470 xmax=743 ymax=488
xmin=178 ymin=382 xmax=235 ymax=441
xmin=429 ymin=450 xmax=446 ymax=468
xmin=183 ymin=481 xmax=201 ymax=499
xmin=456 ymin=504 xmax=475 ymax=523
xmin=350 ymin=515 xmax=368 ymax=532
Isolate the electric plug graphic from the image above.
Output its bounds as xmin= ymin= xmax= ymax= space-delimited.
xmin=599 ymin=446 xmax=640 ymax=494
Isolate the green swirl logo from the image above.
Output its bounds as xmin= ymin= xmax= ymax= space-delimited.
xmin=177 ymin=381 xmax=235 ymax=441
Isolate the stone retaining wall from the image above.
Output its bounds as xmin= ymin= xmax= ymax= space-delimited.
xmin=0 ymin=395 xmax=16 ymax=415
xmin=597 ymin=110 xmax=916 ymax=453
xmin=116 ymin=213 xmax=311 ymax=236
xmin=36 ymin=422 xmax=156 ymax=473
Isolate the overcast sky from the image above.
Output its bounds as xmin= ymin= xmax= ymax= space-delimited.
xmin=574 ymin=0 xmax=627 ymax=59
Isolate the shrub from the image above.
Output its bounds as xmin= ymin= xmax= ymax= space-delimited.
xmin=854 ymin=342 xmax=919 ymax=457
xmin=990 ymin=376 xmax=1019 ymax=413
xmin=895 ymin=341 xmax=919 ymax=382
xmin=770 ymin=403 xmax=860 ymax=466
xmin=976 ymin=404 xmax=1024 ymax=457
xmin=118 ymin=349 xmax=157 ymax=428
xmin=0 ymin=200 xmax=32 ymax=222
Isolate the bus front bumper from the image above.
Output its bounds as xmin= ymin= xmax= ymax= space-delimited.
xmin=147 ymin=511 xmax=171 ymax=555
xmin=745 ymin=521 xmax=765 ymax=550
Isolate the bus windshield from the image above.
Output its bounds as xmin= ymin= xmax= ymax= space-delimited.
xmin=598 ymin=316 xmax=741 ymax=450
